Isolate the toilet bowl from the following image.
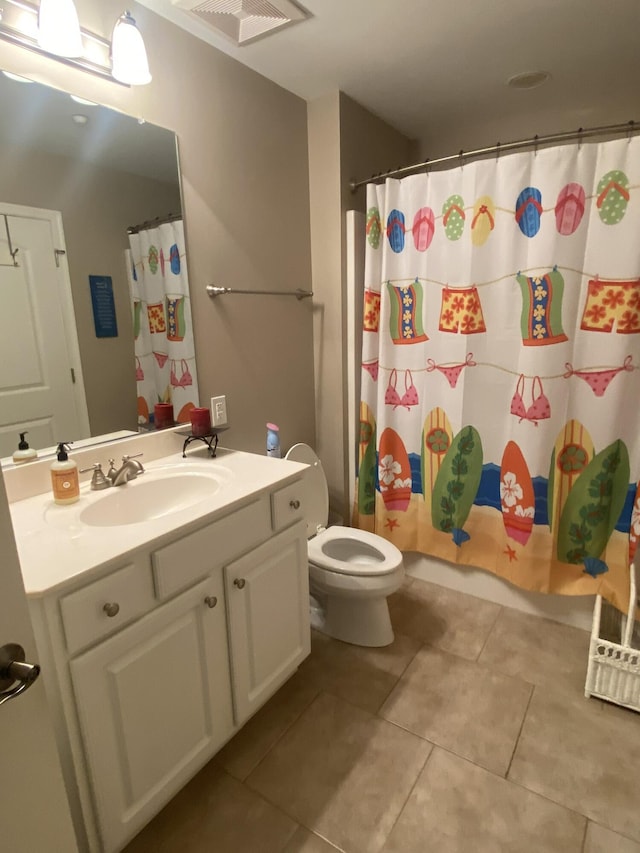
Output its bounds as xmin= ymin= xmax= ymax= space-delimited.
xmin=285 ymin=443 xmax=404 ymax=647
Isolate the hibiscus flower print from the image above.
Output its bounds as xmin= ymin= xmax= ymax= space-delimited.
xmin=379 ymin=455 xmax=401 ymax=486
xmin=631 ymin=497 xmax=640 ymax=536
xmin=500 ymin=472 xmax=523 ymax=507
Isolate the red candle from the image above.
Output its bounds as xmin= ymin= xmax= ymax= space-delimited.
xmin=190 ymin=407 xmax=211 ymax=436
xmin=154 ymin=402 xmax=174 ymax=429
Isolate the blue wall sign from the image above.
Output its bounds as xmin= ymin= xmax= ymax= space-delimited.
xmin=89 ymin=275 xmax=118 ymax=338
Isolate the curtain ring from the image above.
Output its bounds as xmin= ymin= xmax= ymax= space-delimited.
xmin=628 ymin=120 xmax=635 ymax=142
xmin=578 ymin=127 xmax=584 ymax=150
xmin=495 ymin=142 xmax=501 ymax=162
xmin=533 ymin=134 xmax=539 ymax=156
xmin=458 ymin=149 xmax=464 ymax=170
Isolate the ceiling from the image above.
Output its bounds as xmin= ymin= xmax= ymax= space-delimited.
xmin=140 ymin=0 xmax=640 ymax=155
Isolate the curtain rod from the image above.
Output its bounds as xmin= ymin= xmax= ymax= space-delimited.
xmin=206 ymin=285 xmax=313 ymax=300
xmin=349 ymin=120 xmax=639 ymax=192
xmin=127 ymin=212 xmax=182 ymax=234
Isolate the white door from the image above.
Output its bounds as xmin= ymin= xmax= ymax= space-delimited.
xmin=0 ymin=204 xmax=89 ymax=458
xmin=0 ymin=472 xmax=79 ymax=851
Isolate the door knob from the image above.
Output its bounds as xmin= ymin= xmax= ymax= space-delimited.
xmin=0 ymin=643 xmax=40 ymax=707
xmin=204 ymin=595 xmax=218 ymax=608
xmin=103 ymin=602 xmax=120 ymax=617
xmin=289 ymin=499 xmax=300 ymax=509
xmin=233 ymin=578 xmax=246 ymax=589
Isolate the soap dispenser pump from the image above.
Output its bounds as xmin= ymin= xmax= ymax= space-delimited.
xmin=13 ymin=431 xmax=37 ymax=464
xmin=51 ymin=442 xmax=80 ymax=504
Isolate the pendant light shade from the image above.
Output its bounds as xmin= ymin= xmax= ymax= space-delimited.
xmin=37 ymin=0 xmax=83 ymax=58
xmin=111 ymin=11 xmax=152 ymax=86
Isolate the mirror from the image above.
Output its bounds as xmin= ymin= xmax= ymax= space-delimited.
xmin=0 ymin=71 xmax=184 ymax=461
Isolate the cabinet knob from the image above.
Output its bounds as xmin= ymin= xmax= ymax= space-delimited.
xmin=103 ymin=602 xmax=120 ymax=618
xmin=289 ymin=499 xmax=300 ymax=510
xmin=233 ymin=578 xmax=246 ymax=589
xmin=204 ymin=595 xmax=218 ymax=608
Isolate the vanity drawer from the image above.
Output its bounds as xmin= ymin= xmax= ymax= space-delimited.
xmin=152 ymin=494 xmax=271 ymax=600
xmin=271 ymin=479 xmax=305 ymax=532
xmin=60 ymin=556 xmax=155 ymax=655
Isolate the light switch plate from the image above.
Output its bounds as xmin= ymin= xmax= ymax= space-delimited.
xmin=211 ymin=395 xmax=228 ymax=427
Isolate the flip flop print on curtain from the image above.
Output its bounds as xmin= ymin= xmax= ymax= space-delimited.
xmin=515 ymin=186 xmax=543 ymax=237
xmin=366 ymin=207 xmax=382 ymax=249
xmin=412 ymin=207 xmax=436 ymax=251
xmin=564 ymin=355 xmax=634 ymax=396
xmin=386 ymin=209 xmax=406 ymax=253
xmin=385 ymin=369 xmax=419 ymax=410
xmin=510 ymin=375 xmax=551 ymax=425
xmin=426 ymin=353 xmax=476 ymax=388
xmin=580 ymin=279 xmax=640 ymax=334
xmin=442 ymin=194 xmax=465 ymax=241
xmin=470 ymin=196 xmax=495 ymax=246
xmin=596 ymin=169 xmax=630 ymax=225
xmin=515 ymin=268 xmax=568 ymax=345
xmin=555 ymin=182 xmax=586 ymax=235
xmin=387 ymin=280 xmax=429 ymax=344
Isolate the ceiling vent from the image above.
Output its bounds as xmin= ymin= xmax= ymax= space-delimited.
xmin=171 ymin=0 xmax=309 ymax=46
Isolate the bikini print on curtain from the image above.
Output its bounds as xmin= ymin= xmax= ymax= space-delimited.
xmin=355 ymin=138 xmax=640 ymax=613
xmin=126 ymin=219 xmax=199 ymax=426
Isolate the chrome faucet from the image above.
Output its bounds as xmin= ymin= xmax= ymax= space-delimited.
xmin=107 ymin=454 xmax=145 ymax=487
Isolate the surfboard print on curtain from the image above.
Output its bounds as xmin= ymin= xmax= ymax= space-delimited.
xmin=431 ymin=426 xmax=483 ymax=545
xmin=556 ymin=439 xmax=630 ymax=576
xmin=500 ymin=442 xmax=535 ymax=546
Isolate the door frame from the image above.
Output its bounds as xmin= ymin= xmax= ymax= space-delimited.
xmin=1 ymin=201 xmax=90 ymax=439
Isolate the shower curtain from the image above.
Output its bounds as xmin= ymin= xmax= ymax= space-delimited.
xmin=354 ymin=137 xmax=640 ymax=612
xmin=126 ymin=219 xmax=199 ymax=427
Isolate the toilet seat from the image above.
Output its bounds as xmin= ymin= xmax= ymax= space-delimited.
xmin=309 ymin=526 xmax=402 ymax=577
xmin=284 ymin=444 xmax=403 ymax=578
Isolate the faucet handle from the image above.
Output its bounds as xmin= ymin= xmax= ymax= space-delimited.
xmin=79 ymin=463 xmax=111 ymax=490
xmin=122 ymin=453 xmax=144 ymax=473
xmin=107 ymin=458 xmax=118 ymax=483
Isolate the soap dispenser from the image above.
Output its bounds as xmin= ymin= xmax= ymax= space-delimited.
xmin=51 ymin=442 xmax=80 ymax=504
xmin=13 ymin=432 xmax=37 ymax=464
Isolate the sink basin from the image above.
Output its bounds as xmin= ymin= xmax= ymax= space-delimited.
xmin=78 ymin=469 xmax=230 ymax=527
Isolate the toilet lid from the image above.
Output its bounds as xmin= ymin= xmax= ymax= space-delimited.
xmin=284 ymin=443 xmax=328 ymax=536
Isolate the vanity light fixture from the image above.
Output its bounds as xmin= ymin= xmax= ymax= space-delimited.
xmin=110 ymin=11 xmax=152 ymax=86
xmin=37 ymin=0 xmax=83 ymax=58
xmin=0 ymin=0 xmax=152 ymax=86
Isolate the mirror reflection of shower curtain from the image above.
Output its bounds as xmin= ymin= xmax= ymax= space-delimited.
xmin=126 ymin=219 xmax=199 ymax=427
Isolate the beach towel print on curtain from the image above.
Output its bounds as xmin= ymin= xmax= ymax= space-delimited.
xmin=354 ymin=137 xmax=640 ymax=613
xmin=127 ymin=219 xmax=199 ymax=427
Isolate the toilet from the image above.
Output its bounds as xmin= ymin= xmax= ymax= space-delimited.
xmin=285 ymin=443 xmax=405 ymax=647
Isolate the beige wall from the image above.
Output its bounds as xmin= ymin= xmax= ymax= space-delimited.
xmin=0 ymin=0 xmax=315 ymax=454
xmin=1 ymin=143 xmax=181 ymax=435
xmin=308 ymin=91 xmax=414 ymax=520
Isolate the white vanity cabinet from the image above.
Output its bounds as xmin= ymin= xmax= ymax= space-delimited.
xmin=226 ymin=521 xmax=309 ymax=722
xmin=15 ymin=455 xmax=311 ymax=853
xmin=70 ymin=575 xmax=233 ymax=853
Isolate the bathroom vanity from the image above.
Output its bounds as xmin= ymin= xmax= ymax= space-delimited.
xmin=7 ymin=438 xmax=310 ymax=853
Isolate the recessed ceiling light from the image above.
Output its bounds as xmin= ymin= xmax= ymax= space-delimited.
xmin=507 ymin=70 xmax=551 ymax=90
xmin=1 ymin=71 xmax=34 ymax=83
xmin=71 ymin=113 xmax=88 ymax=125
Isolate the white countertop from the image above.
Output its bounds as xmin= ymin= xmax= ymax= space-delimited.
xmin=10 ymin=447 xmax=307 ymax=597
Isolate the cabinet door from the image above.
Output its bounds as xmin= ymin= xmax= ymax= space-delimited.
xmin=226 ymin=521 xmax=310 ymax=723
xmin=70 ymin=576 xmax=233 ymax=853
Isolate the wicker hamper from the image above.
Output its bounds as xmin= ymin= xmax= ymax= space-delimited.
xmin=585 ymin=562 xmax=640 ymax=712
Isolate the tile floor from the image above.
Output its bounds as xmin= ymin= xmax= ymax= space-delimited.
xmin=124 ymin=576 xmax=640 ymax=853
